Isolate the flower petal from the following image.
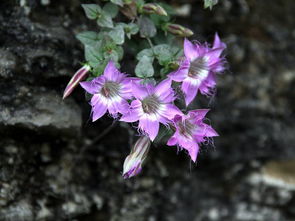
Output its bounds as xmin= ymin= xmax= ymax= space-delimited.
xmin=154 ymin=79 xmax=175 ymax=103
xmin=167 ymin=136 xmax=177 ymax=146
xmin=108 ymin=98 xmax=122 ymax=116
xmin=204 ymin=125 xmax=219 ymax=137
xmin=154 ymin=79 xmax=171 ymax=97
xmin=90 ymin=94 xmax=100 ymax=106
xmin=80 ymin=80 xmax=100 ymax=94
xmin=187 ymin=142 xmax=199 ymax=162
xmin=181 ymin=80 xmax=199 ymax=106
xmin=206 ymin=48 xmax=224 ymax=65
xmin=120 ymin=100 xmax=141 ymax=122
xmin=199 ymin=72 xmax=216 ymax=95
xmin=120 ymin=79 xmax=133 ymax=99
xmin=92 ymin=101 xmax=107 ymax=121
xmin=132 ymin=82 xmax=149 ymax=100
xmin=189 ymin=109 xmax=210 ymax=121
xmin=184 ymin=38 xmax=199 ymax=61
xmin=104 ymin=60 xmax=120 ymax=81
xmin=161 ymin=104 xmax=183 ymax=120
xmin=168 ymin=67 xmax=188 ymax=82
xmin=213 ymin=33 xmax=226 ymax=50
xmin=139 ymin=118 xmax=159 ymax=141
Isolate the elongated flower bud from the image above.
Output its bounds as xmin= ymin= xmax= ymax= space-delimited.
xmin=123 ymin=136 xmax=151 ymax=179
xmin=166 ymin=23 xmax=194 ymax=37
xmin=63 ymin=64 xmax=90 ymax=99
xmin=142 ymin=3 xmax=167 ymax=16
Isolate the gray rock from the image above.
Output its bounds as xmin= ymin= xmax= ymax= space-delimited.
xmin=0 ymin=90 xmax=82 ymax=135
xmin=0 ymin=0 xmax=295 ymax=221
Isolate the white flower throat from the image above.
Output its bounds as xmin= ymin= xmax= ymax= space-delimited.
xmin=142 ymin=94 xmax=161 ymax=114
xmin=101 ymin=81 xmax=120 ymax=98
xmin=188 ymin=57 xmax=208 ymax=79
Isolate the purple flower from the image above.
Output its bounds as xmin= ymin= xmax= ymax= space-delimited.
xmin=120 ymin=79 xmax=181 ymax=141
xmin=63 ymin=64 xmax=90 ymax=99
xmin=123 ymin=136 xmax=151 ymax=179
xmin=80 ymin=61 xmax=132 ymax=121
xmin=167 ymin=109 xmax=218 ymax=162
xmin=169 ymin=33 xmax=226 ymax=106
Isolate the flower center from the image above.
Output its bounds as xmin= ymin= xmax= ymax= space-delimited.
xmin=142 ymin=95 xmax=160 ymax=114
xmin=101 ymin=81 xmax=120 ymax=98
xmin=178 ymin=119 xmax=196 ymax=139
xmin=188 ymin=57 xmax=208 ymax=79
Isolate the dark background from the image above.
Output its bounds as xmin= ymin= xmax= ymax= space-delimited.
xmin=1 ymin=0 xmax=295 ymax=220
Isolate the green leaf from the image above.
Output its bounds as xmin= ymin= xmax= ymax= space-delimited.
xmin=109 ymin=25 xmax=125 ymax=45
xmin=97 ymin=12 xmax=113 ymax=28
xmin=135 ymin=55 xmax=154 ymax=78
xmin=111 ymin=0 xmax=123 ymax=7
xmin=81 ymin=4 xmax=101 ymax=20
xmin=149 ymin=14 xmax=170 ymax=27
xmin=153 ymin=44 xmax=171 ymax=56
xmin=85 ymin=43 xmax=103 ymax=68
xmin=114 ymin=46 xmax=124 ymax=60
xmin=125 ymin=23 xmax=139 ymax=38
xmin=204 ymin=0 xmax=218 ymax=10
xmin=135 ymin=0 xmax=145 ymax=8
xmin=153 ymin=44 xmax=172 ymax=64
xmin=103 ymin=49 xmax=119 ymax=62
xmin=76 ymin=31 xmax=100 ymax=46
xmin=103 ymin=3 xmax=119 ymax=18
xmin=138 ymin=16 xmax=157 ymax=38
xmin=136 ymin=48 xmax=154 ymax=60
xmin=141 ymin=78 xmax=156 ymax=85
xmin=152 ymin=44 xmax=182 ymax=66
xmin=92 ymin=60 xmax=108 ymax=76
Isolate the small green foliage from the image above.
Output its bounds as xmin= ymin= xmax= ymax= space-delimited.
xmin=136 ymin=44 xmax=182 ymax=77
xmin=136 ymin=48 xmax=154 ymax=60
xmin=204 ymin=0 xmax=218 ymax=10
xmin=78 ymin=0 xmax=199 ymax=79
xmin=85 ymin=43 xmax=103 ymax=68
xmin=111 ymin=0 xmax=124 ymax=6
xmin=109 ymin=25 xmax=125 ymax=45
xmin=138 ymin=16 xmax=157 ymax=38
xmin=82 ymin=4 xmax=101 ymax=20
xmin=97 ymin=12 xmax=113 ymax=28
xmin=123 ymin=23 xmax=139 ymax=39
xmin=135 ymin=55 xmax=154 ymax=78
xmin=76 ymin=31 xmax=100 ymax=46
xmin=103 ymin=2 xmax=119 ymax=18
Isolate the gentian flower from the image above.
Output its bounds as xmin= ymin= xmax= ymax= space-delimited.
xmin=123 ymin=136 xmax=151 ymax=179
xmin=120 ymin=79 xmax=181 ymax=141
xmin=80 ymin=61 xmax=132 ymax=121
xmin=167 ymin=109 xmax=218 ymax=162
xmin=63 ymin=64 xmax=90 ymax=99
xmin=168 ymin=33 xmax=226 ymax=106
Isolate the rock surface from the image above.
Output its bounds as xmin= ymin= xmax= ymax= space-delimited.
xmin=0 ymin=0 xmax=295 ymax=221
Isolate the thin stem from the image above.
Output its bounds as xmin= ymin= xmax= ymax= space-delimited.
xmin=146 ymin=37 xmax=155 ymax=55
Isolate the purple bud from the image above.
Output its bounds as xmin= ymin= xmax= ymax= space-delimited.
xmin=123 ymin=136 xmax=151 ymax=179
xmin=63 ymin=65 xmax=90 ymax=99
xmin=166 ymin=23 xmax=194 ymax=37
xmin=142 ymin=3 xmax=167 ymax=16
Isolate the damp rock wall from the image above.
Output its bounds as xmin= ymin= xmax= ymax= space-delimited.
xmin=0 ymin=0 xmax=295 ymax=220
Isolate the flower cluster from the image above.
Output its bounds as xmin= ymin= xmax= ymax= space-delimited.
xmin=64 ymin=34 xmax=226 ymax=178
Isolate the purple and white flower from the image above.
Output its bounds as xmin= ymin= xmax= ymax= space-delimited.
xmin=167 ymin=109 xmax=218 ymax=162
xmin=168 ymin=33 xmax=226 ymax=106
xmin=120 ymin=79 xmax=181 ymax=141
xmin=63 ymin=64 xmax=90 ymax=99
xmin=80 ymin=61 xmax=132 ymax=121
xmin=123 ymin=136 xmax=151 ymax=179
